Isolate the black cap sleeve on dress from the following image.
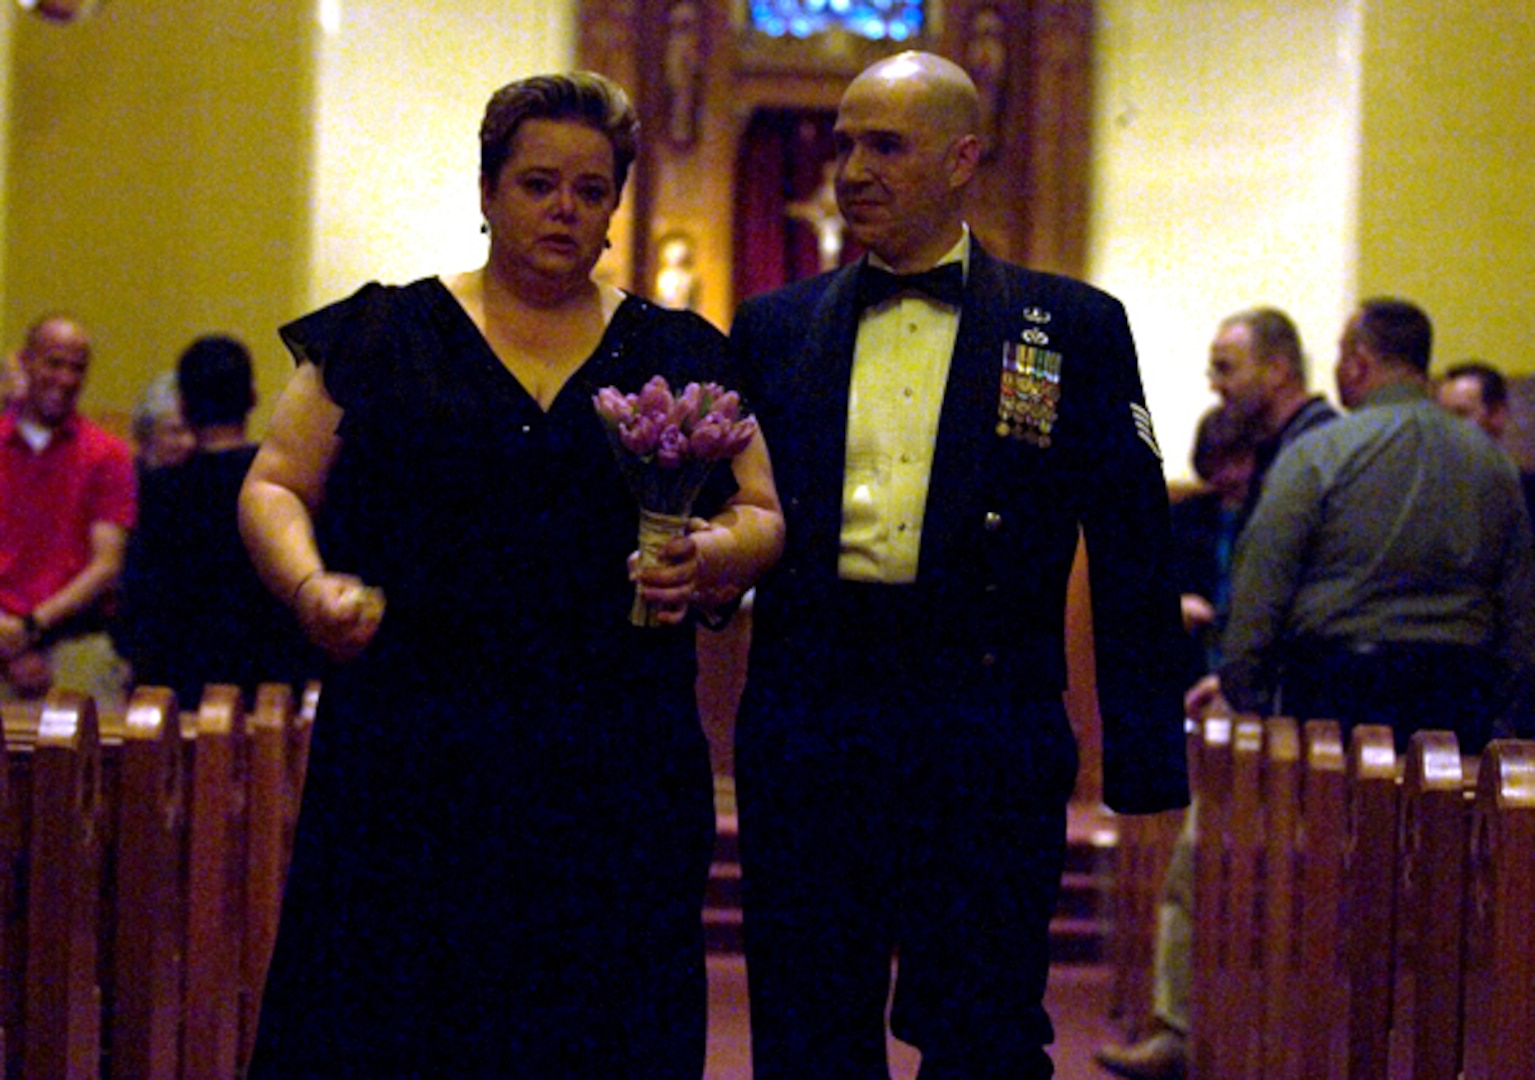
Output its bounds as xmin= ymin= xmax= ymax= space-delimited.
xmin=277 ymin=282 xmax=392 ymax=413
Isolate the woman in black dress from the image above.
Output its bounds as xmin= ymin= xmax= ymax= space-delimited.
xmin=240 ymin=71 xmax=782 ymax=1077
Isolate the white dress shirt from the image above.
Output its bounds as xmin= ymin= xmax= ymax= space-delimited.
xmin=839 ymin=229 xmax=969 ymax=584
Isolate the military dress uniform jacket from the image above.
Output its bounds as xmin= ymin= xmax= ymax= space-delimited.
xmin=732 ymin=243 xmax=1189 ymax=814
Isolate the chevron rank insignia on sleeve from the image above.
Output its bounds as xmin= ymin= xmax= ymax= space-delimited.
xmin=1130 ymin=402 xmax=1161 ymax=459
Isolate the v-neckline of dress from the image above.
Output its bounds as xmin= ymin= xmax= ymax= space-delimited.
xmin=427 ymin=276 xmax=634 ymax=416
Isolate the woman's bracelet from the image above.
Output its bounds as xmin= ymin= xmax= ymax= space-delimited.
xmin=291 ymin=570 xmax=322 ymax=607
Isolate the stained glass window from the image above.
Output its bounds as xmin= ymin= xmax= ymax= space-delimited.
xmin=747 ymin=0 xmax=926 ymax=42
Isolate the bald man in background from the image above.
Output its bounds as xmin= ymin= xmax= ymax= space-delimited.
xmin=0 ymin=314 xmax=136 ymax=707
xmin=732 ymin=51 xmax=1188 ymax=1078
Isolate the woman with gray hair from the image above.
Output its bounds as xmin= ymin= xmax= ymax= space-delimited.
xmin=129 ymin=369 xmax=193 ymax=474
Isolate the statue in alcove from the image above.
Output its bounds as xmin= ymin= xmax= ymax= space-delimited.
xmin=654 ymin=231 xmax=700 ymax=310
xmin=785 ymin=159 xmax=845 ymax=273
xmin=664 ymin=0 xmax=703 ymax=149
xmin=967 ymin=5 xmax=1008 ymax=156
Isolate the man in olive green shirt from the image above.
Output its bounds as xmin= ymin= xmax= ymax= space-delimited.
xmin=1218 ymin=298 xmax=1535 ymax=750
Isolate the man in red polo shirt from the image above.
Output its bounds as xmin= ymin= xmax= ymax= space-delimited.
xmin=0 ymin=314 xmax=136 ymax=707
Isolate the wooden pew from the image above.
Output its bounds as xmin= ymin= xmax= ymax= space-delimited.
xmin=0 ymin=701 xmax=21 ymax=1079
xmin=1105 ymin=719 xmax=1193 ymax=1040
xmin=242 ymin=682 xmax=303 ymax=1071
xmin=184 ymin=685 xmax=251 ymax=1079
xmin=108 ymin=686 xmax=186 ymax=1080
xmin=1104 ymin=806 xmax=1185 ymax=1038
xmin=1295 ymin=720 xmax=1347 ymax=1080
xmin=23 ymin=691 xmax=105 ymax=1079
xmin=1189 ymin=714 xmax=1265 ymax=1079
xmin=1342 ymin=725 xmax=1397 ymax=1080
xmin=1461 ymin=740 xmax=1535 ymax=1079
xmin=1388 ymin=730 xmax=1470 ymax=1080
xmin=1259 ymin=717 xmax=1300 ymax=1080
xmin=0 ymin=682 xmax=315 ymax=1079
xmin=1190 ymin=717 xmax=1353 ymax=1080
xmin=1188 ymin=714 xmax=1228 ymax=1080
xmin=1179 ymin=718 xmax=1535 ymax=1079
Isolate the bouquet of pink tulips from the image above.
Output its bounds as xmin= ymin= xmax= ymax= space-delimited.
xmin=593 ymin=375 xmax=758 ymax=625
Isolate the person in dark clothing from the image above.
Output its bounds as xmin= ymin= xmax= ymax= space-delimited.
xmin=1168 ymin=405 xmax=1260 ymax=686
xmin=1217 ymin=299 xmax=1535 ymax=753
xmin=240 ymin=72 xmax=783 ymax=1077
xmin=1436 ymin=359 xmax=1535 ymax=543
xmin=118 ymin=334 xmax=319 ymax=708
xmin=733 ymin=51 xmax=1188 ymax=1079
xmin=1203 ymin=306 xmax=1337 ymax=533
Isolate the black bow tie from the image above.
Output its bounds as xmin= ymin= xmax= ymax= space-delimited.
xmin=856 ymin=262 xmax=965 ymax=311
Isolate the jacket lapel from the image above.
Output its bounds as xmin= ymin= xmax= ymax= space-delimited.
xmin=791 ymin=263 xmax=864 ymax=571
xmin=917 ymin=243 xmax=1013 ymax=584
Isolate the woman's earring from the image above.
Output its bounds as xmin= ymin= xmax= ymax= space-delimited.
xmin=481 ymin=221 xmax=490 ymax=236
xmin=604 ymin=237 xmax=612 ymax=250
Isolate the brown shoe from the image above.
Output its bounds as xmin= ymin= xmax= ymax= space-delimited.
xmin=1093 ymin=1029 xmax=1188 ymax=1080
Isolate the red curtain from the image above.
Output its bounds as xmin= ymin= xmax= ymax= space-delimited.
xmin=733 ymin=109 xmax=856 ymax=303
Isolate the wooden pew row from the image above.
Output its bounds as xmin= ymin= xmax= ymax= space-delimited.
xmin=0 ymin=682 xmax=315 ymax=1080
xmin=1103 ymin=720 xmax=1198 ymax=1040
xmin=1104 ymin=805 xmax=1186 ymax=1037
xmin=1387 ymin=731 xmax=1466 ymax=1080
xmin=1461 ymin=740 xmax=1535 ymax=1078
xmin=1183 ymin=715 xmax=1535 ymax=1080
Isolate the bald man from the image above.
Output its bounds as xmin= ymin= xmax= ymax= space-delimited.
xmin=0 ymin=314 xmax=136 ymax=707
xmin=731 ymin=52 xmax=1189 ymax=1078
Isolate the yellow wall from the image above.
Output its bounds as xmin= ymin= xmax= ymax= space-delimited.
xmin=1 ymin=0 xmax=571 ymax=436
xmin=1092 ymin=0 xmax=1535 ymax=475
xmin=306 ymin=0 xmax=573 ymax=311
xmin=1356 ymin=1 xmax=1535 ymax=376
xmin=0 ymin=5 xmax=14 ymax=326
xmin=3 ymin=0 xmax=316 ymax=433
xmin=1088 ymin=0 xmax=1362 ymax=479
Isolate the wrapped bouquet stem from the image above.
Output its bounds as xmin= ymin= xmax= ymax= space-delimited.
xmin=593 ymin=376 xmax=757 ymax=627
xmin=631 ymin=508 xmax=692 ymax=626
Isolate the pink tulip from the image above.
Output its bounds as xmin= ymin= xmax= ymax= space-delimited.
xmin=688 ymin=416 xmax=728 ymax=459
xmin=636 ymin=376 xmax=674 ymax=421
xmin=672 ymin=382 xmax=704 ymax=430
xmin=593 ymin=376 xmax=755 ymax=517
xmin=656 ymin=424 xmax=688 ymax=468
xmin=619 ymin=414 xmax=661 ymax=456
xmin=593 ymin=387 xmax=634 ymax=426
xmin=720 ymin=416 xmax=758 ymax=456
xmin=708 ymin=390 xmax=741 ymax=423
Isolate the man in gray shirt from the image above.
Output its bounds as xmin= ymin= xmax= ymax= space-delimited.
xmin=1218 ymin=297 xmax=1535 ymax=751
